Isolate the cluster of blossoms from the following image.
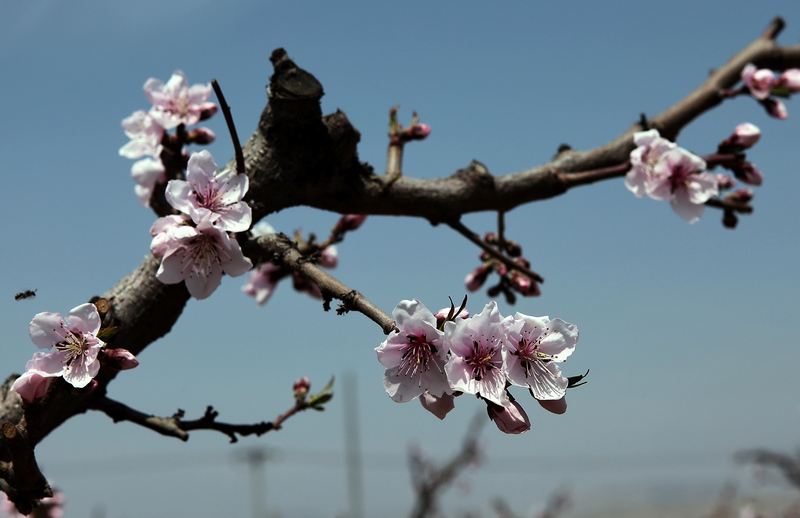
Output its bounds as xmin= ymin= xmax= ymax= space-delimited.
xmin=243 ymin=214 xmax=366 ymax=306
xmin=376 ymin=299 xmax=580 ymax=434
xmin=464 ymin=233 xmax=540 ymax=303
xmin=150 ymin=150 xmax=253 ymax=299
xmin=11 ymin=303 xmax=139 ymax=403
xmin=119 ymin=71 xmax=218 ymax=206
xmin=741 ymin=63 xmax=800 ymax=119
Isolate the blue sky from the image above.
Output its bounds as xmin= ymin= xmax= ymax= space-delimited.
xmin=2 ymin=2 xmax=800 ymax=517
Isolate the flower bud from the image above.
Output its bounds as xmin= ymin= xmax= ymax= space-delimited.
xmin=100 ymin=348 xmax=140 ymax=370
xmin=292 ymin=272 xmax=322 ymax=299
xmin=730 ymin=161 xmax=763 ymax=186
xmin=505 ymin=240 xmax=522 ymax=257
xmin=715 ymin=174 xmax=736 ymax=191
xmin=741 ymin=63 xmax=775 ymax=100
xmin=11 ymin=371 xmax=52 ymax=403
xmin=762 ymin=98 xmax=788 ymax=119
xmin=420 ymin=392 xmax=455 ymax=420
xmin=405 ymin=123 xmax=431 ymax=140
xmin=71 ymin=379 xmax=99 ymax=395
xmin=486 ymin=401 xmax=530 ymax=434
xmin=722 ymin=209 xmax=738 ymax=229
xmin=483 ymin=232 xmax=498 ymax=244
xmin=333 ymin=214 xmax=367 ymax=234
xmin=776 ymin=69 xmax=800 ymax=92
xmin=293 ymin=377 xmax=310 ymax=400
xmin=187 ymin=127 xmax=216 ymax=145
xmin=537 ymin=396 xmax=567 ymax=415
xmin=465 ymin=265 xmax=491 ymax=291
xmin=727 ymin=188 xmax=754 ymax=204
xmin=719 ymin=123 xmax=760 ymax=151
xmin=509 ymin=271 xmax=540 ymax=297
xmin=318 ymin=246 xmax=338 ymax=268
xmin=198 ymin=102 xmax=219 ymax=121
xmin=434 ymin=307 xmax=469 ymax=328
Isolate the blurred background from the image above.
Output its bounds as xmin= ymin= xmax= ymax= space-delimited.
xmin=1 ymin=1 xmax=799 ymax=517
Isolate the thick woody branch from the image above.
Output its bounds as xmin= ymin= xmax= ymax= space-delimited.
xmin=0 ymin=422 xmax=52 ymax=515
xmin=242 ymin=233 xmax=396 ymax=334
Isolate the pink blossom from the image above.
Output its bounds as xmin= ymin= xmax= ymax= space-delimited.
xmin=538 ymin=396 xmax=567 ymax=415
xmin=10 ymin=371 xmax=51 ymax=403
xmin=22 ymin=303 xmax=105 ymax=388
xmin=649 ymin=148 xmax=718 ymax=223
xmin=505 ymin=313 xmax=578 ymax=400
xmin=131 ymin=157 xmax=166 ymax=206
xmin=486 ymin=400 xmax=530 ymax=434
xmin=318 ymin=246 xmax=338 ymax=268
xmin=762 ymin=98 xmax=788 ymax=119
xmin=144 ymin=70 xmax=215 ymax=129
xmin=776 ymin=68 xmax=800 ymax=92
xmin=119 ymin=110 xmax=164 ymax=159
xmin=165 ymin=150 xmax=252 ymax=232
xmin=443 ymin=301 xmax=510 ymax=406
xmin=626 ymin=129 xmax=677 ymax=197
xmin=150 ymin=215 xmax=189 ymax=258
xmin=419 ymin=391 xmax=455 ymax=420
xmin=741 ymin=63 xmax=775 ymax=100
xmin=376 ymin=299 xmax=451 ymax=403
xmin=156 ymin=220 xmax=253 ymax=300
xmin=242 ymin=263 xmax=283 ymax=306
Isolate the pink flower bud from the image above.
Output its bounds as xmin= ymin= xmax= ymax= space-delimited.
xmin=187 ymin=127 xmax=216 ymax=145
xmin=420 ymin=391 xmax=455 ymax=420
xmin=727 ymin=188 xmax=754 ymax=204
xmin=334 ymin=214 xmax=367 ymax=234
xmin=721 ymin=123 xmax=761 ymax=150
xmin=505 ymin=241 xmax=522 ymax=257
xmin=722 ymin=209 xmax=738 ymax=229
xmin=715 ymin=174 xmax=736 ymax=191
xmin=405 ymin=123 xmax=431 ymax=140
xmin=293 ymin=377 xmax=310 ymax=400
xmin=465 ymin=265 xmax=491 ymax=291
xmin=198 ymin=102 xmax=218 ymax=121
xmin=538 ymin=396 xmax=567 ymax=415
xmin=762 ymin=98 xmax=788 ymax=119
xmin=486 ymin=401 xmax=530 ymax=434
xmin=434 ymin=307 xmax=469 ymax=328
xmin=776 ymin=68 xmax=800 ymax=92
xmin=11 ymin=371 xmax=52 ymax=403
xmin=318 ymin=246 xmax=338 ymax=268
xmin=483 ymin=232 xmax=498 ymax=244
xmin=741 ymin=63 xmax=775 ymax=100
xmin=731 ymin=161 xmax=763 ymax=186
xmin=509 ymin=271 xmax=540 ymax=297
xmin=292 ymin=272 xmax=322 ymax=299
xmin=100 ymin=348 xmax=140 ymax=370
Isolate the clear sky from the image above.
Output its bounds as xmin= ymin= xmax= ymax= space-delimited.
xmin=2 ymin=1 xmax=800 ymax=517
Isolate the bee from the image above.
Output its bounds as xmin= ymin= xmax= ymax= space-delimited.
xmin=14 ymin=289 xmax=37 ymax=300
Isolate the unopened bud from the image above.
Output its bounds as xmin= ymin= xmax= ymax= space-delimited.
xmin=776 ymin=69 xmax=800 ymax=93
xmin=722 ymin=209 xmax=738 ymax=229
xmin=198 ymin=102 xmax=218 ymax=121
xmin=71 ymin=379 xmax=99 ymax=395
xmin=719 ymin=123 xmax=761 ymax=152
xmin=465 ymin=265 xmax=491 ymax=292
xmin=434 ymin=307 xmax=469 ymax=328
xmin=318 ymin=245 xmax=338 ymax=268
xmin=405 ymin=123 xmax=431 ymax=140
xmin=762 ymin=98 xmax=788 ymax=119
xmin=100 ymin=348 xmax=140 ymax=370
xmin=730 ymin=161 xmax=763 ymax=186
xmin=727 ymin=188 xmax=754 ymax=204
xmin=334 ymin=214 xmax=367 ymax=234
xmin=187 ymin=127 xmax=216 ymax=145
xmin=11 ymin=372 xmax=51 ymax=403
xmin=293 ymin=377 xmax=310 ymax=400
xmin=509 ymin=271 xmax=540 ymax=297
xmin=486 ymin=401 xmax=530 ymax=434
xmin=483 ymin=232 xmax=498 ymax=244
xmin=505 ymin=240 xmax=522 ymax=257
xmin=715 ymin=174 xmax=736 ymax=191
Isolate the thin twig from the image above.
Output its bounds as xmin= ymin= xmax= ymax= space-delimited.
xmin=211 ymin=79 xmax=245 ymax=175
xmin=447 ymin=219 xmax=544 ymax=284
